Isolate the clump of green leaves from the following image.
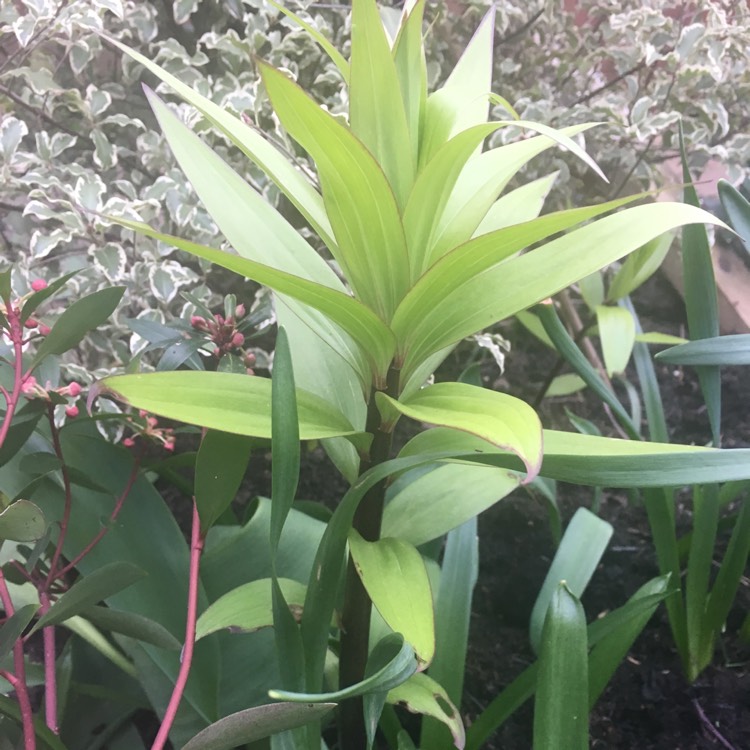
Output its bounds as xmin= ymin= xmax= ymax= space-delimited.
xmin=85 ymin=2 xmax=750 ymax=749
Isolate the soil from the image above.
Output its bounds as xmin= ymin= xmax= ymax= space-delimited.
xmin=462 ymin=271 xmax=750 ymax=749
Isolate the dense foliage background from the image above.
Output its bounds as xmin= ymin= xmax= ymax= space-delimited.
xmin=2 ymin=0 xmax=749 ymax=371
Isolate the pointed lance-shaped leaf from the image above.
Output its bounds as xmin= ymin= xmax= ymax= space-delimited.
xmin=350 ymin=0 xmax=415 ymax=210
xmin=98 ymin=372 xmax=370 ymax=452
xmin=396 ymin=203 xmax=727 ymax=380
xmin=259 ymin=61 xmax=410 ymax=322
xmin=106 ymin=216 xmax=395 ymax=383
xmin=348 ymin=530 xmax=435 ymax=669
xmin=100 ymin=34 xmax=334 ymax=248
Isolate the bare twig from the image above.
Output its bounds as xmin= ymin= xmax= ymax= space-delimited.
xmin=692 ymin=698 xmax=738 ymax=750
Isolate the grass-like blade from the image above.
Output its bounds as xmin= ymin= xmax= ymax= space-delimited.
xmin=535 ymin=302 xmax=640 ymax=439
xmin=420 ymin=518 xmax=478 ymax=750
xmin=656 ymin=334 xmax=750 ymax=366
xmin=704 ymin=498 xmax=750 ymax=640
xmin=718 ymin=178 xmax=750 ymax=251
xmin=533 ymin=584 xmax=588 ymax=750
xmin=685 ymin=484 xmax=720 ymax=681
xmin=529 ymin=508 xmax=612 ymax=654
xmin=679 ymin=124 xmax=721 ymax=446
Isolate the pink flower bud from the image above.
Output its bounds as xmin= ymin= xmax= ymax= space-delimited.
xmin=123 ymin=437 xmax=135 ymax=448
xmin=66 ymin=382 xmax=82 ymax=397
xmin=138 ymin=409 xmax=149 ymax=418
xmin=38 ymin=324 xmax=51 ymax=336
xmin=244 ymin=352 xmax=256 ymax=367
xmin=21 ymin=376 xmax=37 ymax=395
xmin=24 ymin=318 xmax=38 ymax=329
xmin=215 ymin=315 xmax=224 ymax=326
xmin=65 ymin=405 xmax=79 ymax=419
xmin=147 ymin=416 xmax=158 ymax=428
xmin=163 ymin=439 xmax=175 ymax=452
xmin=191 ymin=315 xmax=206 ymax=329
xmin=231 ymin=332 xmax=245 ymax=347
xmin=30 ymin=279 xmax=47 ymax=292
xmin=235 ymin=304 xmax=246 ymax=318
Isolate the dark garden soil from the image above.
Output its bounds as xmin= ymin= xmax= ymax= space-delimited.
xmin=461 ymin=270 xmax=750 ymax=749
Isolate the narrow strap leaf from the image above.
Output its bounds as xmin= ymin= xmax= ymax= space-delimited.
xmin=259 ymin=61 xmax=410 ymax=322
xmin=533 ymin=584 xmax=588 ymax=750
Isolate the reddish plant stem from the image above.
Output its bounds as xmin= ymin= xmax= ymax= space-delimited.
xmin=53 ymin=454 xmax=142 ymax=582
xmin=0 ymin=571 xmax=35 ymax=750
xmin=45 ymin=404 xmax=75 ymax=587
xmin=37 ymin=591 xmax=58 ymax=734
xmin=151 ymin=501 xmax=204 ymax=750
xmin=0 ymin=306 xmax=28 ymax=450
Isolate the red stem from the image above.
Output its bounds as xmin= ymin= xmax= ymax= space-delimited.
xmin=53 ymin=454 xmax=142 ymax=581
xmin=38 ymin=592 xmax=58 ymax=734
xmin=0 ymin=572 xmax=35 ymax=750
xmin=151 ymin=501 xmax=204 ymax=750
xmin=0 ymin=308 xmax=28 ymax=450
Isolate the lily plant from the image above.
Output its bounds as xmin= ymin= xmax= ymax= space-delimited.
xmin=91 ymin=1 xmax=750 ymax=748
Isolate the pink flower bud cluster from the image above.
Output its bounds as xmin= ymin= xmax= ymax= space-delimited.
xmin=21 ymin=377 xmax=83 ymax=420
xmin=190 ymin=302 xmax=256 ymax=373
xmin=121 ymin=409 xmax=175 ymax=453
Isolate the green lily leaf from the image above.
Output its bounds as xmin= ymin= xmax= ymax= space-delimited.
xmin=99 ymin=372 xmax=370 ymax=452
xmin=270 ymin=633 xmax=416 ymax=703
xmin=397 ymin=202 xmax=726 ymax=379
xmin=476 ymin=172 xmax=559 ymax=235
xmin=530 ymin=508 xmax=613 ymax=653
xmin=596 ymin=304 xmax=636 ymax=377
xmin=606 ymin=233 xmax=673 ymax=302
xmin=382 ymin=463 xmax=521 ymax=546
xmin=349 ymin=530 xmax=435 ymax=669
xmin=399 ymin=427 xmax=750 ymax=487
xmin=142 ymin=88 xmax=337 ymax=288
xmin=392 ymin=0 xmax=427 ymax=167
xmin=387 ymin=673 xmax=465 ymax=750
xmin=350 ymin=0 xmax=414 ymax=210
xmin=103 ymin=218 xmax=395 ymax=387
xmin=267 ymin=0 xmax=348 ymax=80
xmin=419 ymin=8 xmax=495 ymax=164
xmin=195 ymin=578 xmax=308 ymax=641
xmin=718 ymin=178 xmax=750 ymax=249
xmin=378 ymin=383 xmax=542 ymax=480
xmin=259 ymin=61 xmax=410 ymax=322
xmin=101 ymin=35 xmax=334 ymax=248
xmin=428 ymin=124 xmax=595 ymax=264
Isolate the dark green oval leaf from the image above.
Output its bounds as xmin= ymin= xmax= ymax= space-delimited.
xmin=182 ymin=702 xmax=336 ymax=750
xmin=33 ymin=561 xmax=147 ymax=632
